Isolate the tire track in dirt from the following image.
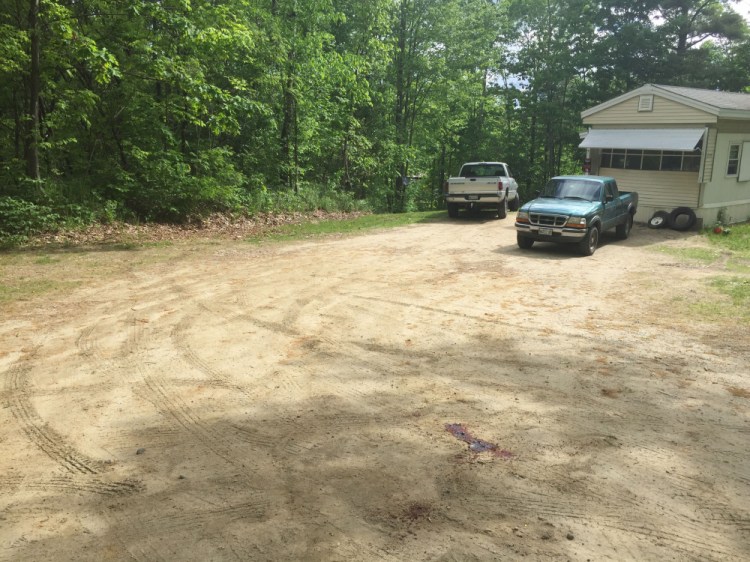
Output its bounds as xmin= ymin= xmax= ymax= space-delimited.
xmin=21 ymin=475 xmax=142 ymax=496
xmin=96 ymin=310 xmax=272 ymax=561
xmin=1 ymin=354 xmax=144 ymax=497
xmin=463 ymin=486 xmax=737 ymax=560
xmin=183 ymin=301 xmax=312 ymax=403
xmin=102 ymin=491 xmax=269 ymax=562
xmin=3 ymin=355 xmax=101 ymax=475
xmin=170 ymin=314 xmax=257 ymax=397
xmin=130 ymin=359 xmax=244 ymax=466
xmin=194 ymin=278 xmax=364 ymax=403
xmin=229 ymin=418 xmax=317 ymax=456
xmin=124 ymin=311 xmax=214 ymax=446
xmin=122 ymin=307 xmax=270 ymax=485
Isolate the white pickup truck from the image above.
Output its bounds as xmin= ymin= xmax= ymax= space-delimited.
xmin=444 ymin=162 xmax=520 ymax=219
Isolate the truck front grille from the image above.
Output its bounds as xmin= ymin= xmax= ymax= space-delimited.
xmin=530 ymin=213 xmax=569 ymax=227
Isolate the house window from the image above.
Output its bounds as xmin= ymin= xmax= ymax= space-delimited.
xmin=682 ymin=153 xmax=701 ymax=172
xmin=625 ymin=152 xmax=642 ymax=169
xmin=600 ymin=148 xmax=701 ymax=172
xmin=642 ymin=151 xmax=661 ymax=170
xmin=727 ymin=144 xmax=740 ymax=176
xmin=661 ymin=151 xmax=683 ymax=171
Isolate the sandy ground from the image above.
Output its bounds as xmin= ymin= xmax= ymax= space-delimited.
xmin=1 ymin=216 xmax=749 ymax=561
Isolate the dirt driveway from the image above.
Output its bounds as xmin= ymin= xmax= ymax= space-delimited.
xmin=1 ymin=217 xmax=749 ymax=561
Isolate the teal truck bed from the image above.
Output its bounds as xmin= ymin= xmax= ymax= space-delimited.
xmin=515 ymin=175 xmax=638 ymax=256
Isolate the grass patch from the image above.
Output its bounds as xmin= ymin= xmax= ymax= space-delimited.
xmin=657 ymin=223 xmax=750 ymax=324
xmin=0 ymin=279 xmax=78 ymax=303
xmin=710 ymin=276 xmax=750 ymax=305
xmin=251 ymin=211 xmax=445 ymax=243
xmin=683 ymin=276 xmax=750 ymax=324
xmin=704 ymin=221 xmax=750 ymax=272
xmin=654 ymin=246 xmax=721 ymax=263
xmin=34 ymin=256 xmax=60 ymax=265
xmin=705 ymin=221 xmax=750 ymax=254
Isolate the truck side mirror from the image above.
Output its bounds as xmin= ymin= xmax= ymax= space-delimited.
xmin=606 ymin=194 xmax=614 ymax=202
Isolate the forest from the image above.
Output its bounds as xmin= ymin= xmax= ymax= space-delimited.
xmin=1 ymin=0 xmax=749 ymax=238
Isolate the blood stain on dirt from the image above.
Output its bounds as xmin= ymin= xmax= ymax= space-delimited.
xmin=445 ymin=423 xmax=513 ymax=459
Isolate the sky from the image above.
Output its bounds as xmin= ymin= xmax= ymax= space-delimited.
xmin=736 ymin=0 xmax=750 ymax=21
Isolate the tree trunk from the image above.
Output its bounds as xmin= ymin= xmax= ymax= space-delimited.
xmin=280 ymin=71 xmax=296 ymax=190
xmin=24 ymin=0 xmax=41 ymax=182
xmin=393 ymin=1 xmax=408 ymax=212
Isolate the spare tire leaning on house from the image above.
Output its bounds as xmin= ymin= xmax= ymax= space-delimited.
xmin=668 ymin=207 xmax=697 ymax=231
xmin=648 ymin=210 xmax=670 ymax=229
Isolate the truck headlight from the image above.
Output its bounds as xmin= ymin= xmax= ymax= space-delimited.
xmin=567 ymin=216 xmax=586 ymax=228
xmin=516 ymin=211 xmax=529 ymax=222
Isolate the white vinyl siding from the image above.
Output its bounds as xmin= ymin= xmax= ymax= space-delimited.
xmin=717 ymin=120 xmax=750 ymax=134
xmin=599 ymin=168 xmax=699 ymax=221
xmin=584 ymin=96 xmax=715 ymax=126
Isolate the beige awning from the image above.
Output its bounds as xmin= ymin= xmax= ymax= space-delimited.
xmin=579 ymin=128 xmax=704 ymax=151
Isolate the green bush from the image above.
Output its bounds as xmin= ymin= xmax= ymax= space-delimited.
xmin=241 ymin=184 xmax=371 ymax=215
xmin=119 ymin=148 xmax=247 ymax=222
xmin=0 ymin=197 xmax=60 ymax=237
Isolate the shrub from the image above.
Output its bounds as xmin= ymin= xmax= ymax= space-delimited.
xmin=0 ymin=197 xmax=60 ymax=237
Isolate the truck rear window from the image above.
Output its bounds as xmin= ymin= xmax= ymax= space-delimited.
xmin=461 ymin=165 xmax=506 ymax=178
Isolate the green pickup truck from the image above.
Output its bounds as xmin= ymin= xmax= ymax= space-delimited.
xmin=515 ymin=175 xmax=638 ymax=256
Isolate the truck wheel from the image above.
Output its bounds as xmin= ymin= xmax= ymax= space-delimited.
xmin=616 ymin=213 xmax=633 ymax=240
xmin=509 ymin=195 xmax=520 ymax=212
xmin=517 ymin=233 xmax=534 ymax=249
xmin=648 ymin=211 xmax=669 ymax=229
xmin=579 ymin=226 xmax=599 ymax=256
xmin=447 ymin=203 xmax=459 ymax=218
xmin=497 ymin=197 xmax=508 ymax=219
xmin=668 ymin=207 xmax=696 ymax=231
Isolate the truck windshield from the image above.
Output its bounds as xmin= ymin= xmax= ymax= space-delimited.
xmin=461 ymin=165 xmax=506 ymax=178
xmin=541 ymin=178 xmax=602 ymax=201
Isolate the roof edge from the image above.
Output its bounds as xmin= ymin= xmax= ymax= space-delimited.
xmin=580 ymin=84 xmax=723 ymax=119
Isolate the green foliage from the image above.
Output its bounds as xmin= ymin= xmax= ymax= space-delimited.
xmin=705 ymin=221 xmax=750 ymax=271
xmin=0 ymin=0 xmax=748 ymax=229
xmin=706 ymin=221 xmax=750 ymax=254
xmin=0 ymin=197 xmax=59 ymax=237
xmin=243 ymin=185 xmax=371 ymax=215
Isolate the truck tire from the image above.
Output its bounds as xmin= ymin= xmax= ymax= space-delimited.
xmin=668 ymin=207 xmax=696 ymax=231
xmin=497 ymin=196 xmax=508 ymax=219
xmin=447 ymin=203 xmax=459 ymax=218
xmin=578 ymin=225 xmax=599 ymax=256
xmin=616 ymin=213 xmax=633 ymax=240
xmin=517 ymin=233 xmax=534 ymax=249
xmin=648 ymin=211 xmax=669 ymax=229
xmin=508 ymin=195 xmax=520 ymax=212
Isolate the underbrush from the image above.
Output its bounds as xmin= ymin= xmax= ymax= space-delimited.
xmin=0 ymin=187 xmax=375 ymax=249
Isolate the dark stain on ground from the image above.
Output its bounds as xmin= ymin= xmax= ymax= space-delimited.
xmin=445 ymin=423 xmax=513 ymax=458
